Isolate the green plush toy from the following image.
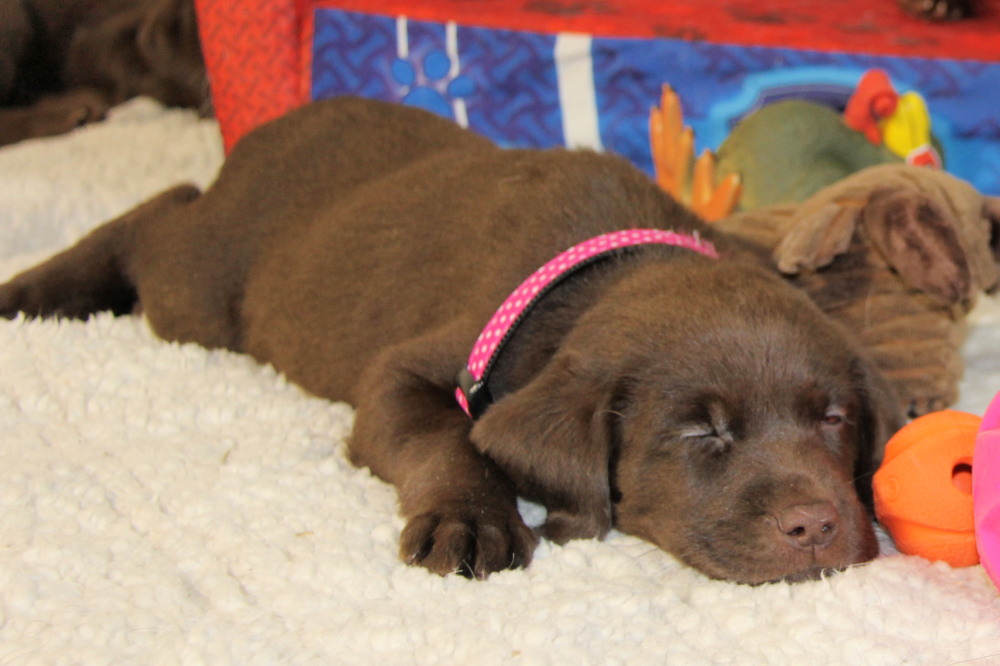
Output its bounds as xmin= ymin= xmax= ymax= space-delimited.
xmin=714 ymin=100 xmax=903 ymax=209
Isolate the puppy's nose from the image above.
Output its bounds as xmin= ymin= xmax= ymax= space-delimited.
xmin=775 ymin=501 xmax=839 ymax=549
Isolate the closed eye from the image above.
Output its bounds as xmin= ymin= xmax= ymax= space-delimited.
xmin=667 ymin=398 xmax=737 ymax=457
xmin=678 ymin=424 xmax=716 ymax=439
xmin=677 ymin=423 xmax=732 ymax=455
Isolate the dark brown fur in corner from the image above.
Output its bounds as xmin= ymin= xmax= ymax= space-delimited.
xmin=897 ymin=0 xmax=973 ymax=19
xmin=0 ymin=98 xmax=903 ymax=584
xmin=0 ymin=0 xmax=207 ymax=146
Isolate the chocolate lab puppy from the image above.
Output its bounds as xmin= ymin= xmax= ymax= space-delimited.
xmin=0 ymin=0 xmax=206 ymax=146
xmin=0 ymin=97 xmax=903 ymax=584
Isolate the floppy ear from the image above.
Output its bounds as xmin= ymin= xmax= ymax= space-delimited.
xmin=862 ymin=188 xmax=972 ymax=305
xmin=469 ymin=352 xmax=618 ymax=544
xmin=851 ymin=355 xmax=905 ymax=513
xmin=773 ymin=198 xmax=865 ymax=274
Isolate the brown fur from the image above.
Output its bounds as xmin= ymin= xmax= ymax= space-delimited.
xmin=0 ymin=0 xmax=207 ymax=146
xmin=717 ymin=164 xmax=1000 ymax=416
xmin=0 ymin=97 xmax=903 ymax=584
xmin=897 ymin=0 xmax=973 ymax=19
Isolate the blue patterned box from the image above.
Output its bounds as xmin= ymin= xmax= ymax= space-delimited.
xmin=310 ymin=8 xmax=1000 ymax=196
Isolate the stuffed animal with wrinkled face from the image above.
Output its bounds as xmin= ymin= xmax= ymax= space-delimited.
xmin=715 ymin=164 xmax=1000 ymax=417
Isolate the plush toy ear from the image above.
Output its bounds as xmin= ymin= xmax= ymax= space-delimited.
xmin=469 ymin=352 xmax=617 ymax=544
xmin=862 ymin=188 xmax=972 ymax=305
xmin=772 ymin=199 xmax=865 ymax=274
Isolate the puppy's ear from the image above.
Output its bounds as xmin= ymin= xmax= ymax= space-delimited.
xmin=469 ymin=352 xmax=617 ymax=544
xmin=862 ymin=188 xmax=972 ymax=305
xmin=773 ymin=198 xmax=865 ymax=274
xmin=851 ymin=355 xmax=905 ymax=512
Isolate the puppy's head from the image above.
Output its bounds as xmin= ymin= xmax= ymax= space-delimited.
xmin=471 ymin=259 xmax=902 ymax=584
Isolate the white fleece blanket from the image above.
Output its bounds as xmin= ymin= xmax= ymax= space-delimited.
xmin=1 ymin=99 xmax=999 ymax=665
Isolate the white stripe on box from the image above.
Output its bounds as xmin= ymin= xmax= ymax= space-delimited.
xmin=396 ymin=16 xmax=409 ymax=58
xmin=554 ymin=33 xmax=602 ymax=151
xmin=446 ymin=21 xmax=468 ymax=128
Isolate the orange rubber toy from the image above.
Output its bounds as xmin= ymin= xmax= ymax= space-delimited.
xmin=873 ymin=410 xmax=980 ymax=567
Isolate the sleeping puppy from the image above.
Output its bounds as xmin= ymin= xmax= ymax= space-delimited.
xmin=0 ymin=97 xmax=903 ymax=585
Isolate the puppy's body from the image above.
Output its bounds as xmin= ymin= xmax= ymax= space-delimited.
xmin=0 ymin=98 xmax=901 ymax=584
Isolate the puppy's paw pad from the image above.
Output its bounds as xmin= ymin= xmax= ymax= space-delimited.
xmin=400 ymin=508 xmax=537 ymax=578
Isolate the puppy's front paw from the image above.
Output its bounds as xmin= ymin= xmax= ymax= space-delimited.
xmin=0 ymin=274 xmax=73 ymax=319
xmin=399 ymin=501 xmax=537 ymax=578
xmin=0 ymin=280 xmax=28 ymax=319
xmin=29 ymin=89 xmax=111 ymax=139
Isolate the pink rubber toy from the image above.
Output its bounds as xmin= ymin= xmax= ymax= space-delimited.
xmin=974 ymin=391 xmax=1000 ymax=591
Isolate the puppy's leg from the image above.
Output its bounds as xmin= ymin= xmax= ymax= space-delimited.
xmin=349 ymin=324 xmax=538 ymax=578
xmin=0 ymin=184 xmax=199 ymax=319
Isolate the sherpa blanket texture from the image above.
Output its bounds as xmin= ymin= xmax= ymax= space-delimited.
xmin=1 ymin=99 xmax=999 ymax=665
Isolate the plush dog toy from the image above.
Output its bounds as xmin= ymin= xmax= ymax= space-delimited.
xmin=715 ymin=164 xmax=1000 ymax=416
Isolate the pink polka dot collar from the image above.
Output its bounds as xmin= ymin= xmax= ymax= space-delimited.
xmin=455 ymin=228 xmax=719 ymax=418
